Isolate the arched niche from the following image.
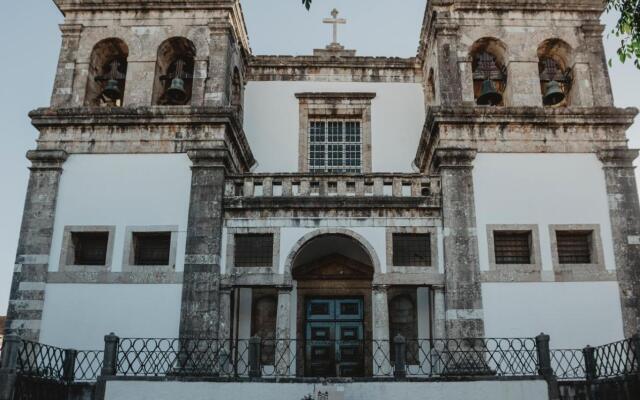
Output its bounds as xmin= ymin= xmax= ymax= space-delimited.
xmin=469 ymin=37 xmax=508 ymax=106
xmin=85 ymin=38 xmax=129 ymax=107
xmin=152 ymin=37 xmax=196 ymax=105
xmin=537 ymin=39 xmax=574 ymax=107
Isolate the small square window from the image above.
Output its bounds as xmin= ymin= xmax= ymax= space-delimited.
xmin=557 ymin=231 xmax=592 ymax=264
xmin=392 ymin=234 xmax=431 ymax=266
xmin=234 ymin=234 xmax=274 ymax=267
xmin=133 ymin=232 xmax=171 ymax=266
xmin=494 ymin=231 xmax=532 ymax=264
xmin=72 ymin=232 xmax=109 ymax=266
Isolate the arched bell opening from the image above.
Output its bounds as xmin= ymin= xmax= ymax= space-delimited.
xmin=470 ymin=38 xmax=508 ymax=107
xmin=291 ymin=234 xmax=375 ymax=378
xmin=85 ymin=38 xmax=129 ymax=107
xmin=152 ymin=37 xmax=196 ymax=106
xmin=537 ymin=39 xmax=573 ymax=107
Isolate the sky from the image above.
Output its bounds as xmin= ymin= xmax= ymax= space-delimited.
xmin=0 ymin=0 xmax=638 ymax=314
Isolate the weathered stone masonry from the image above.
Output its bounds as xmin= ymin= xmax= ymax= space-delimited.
xmin=6 ymin=150 xmax=68 ymax=341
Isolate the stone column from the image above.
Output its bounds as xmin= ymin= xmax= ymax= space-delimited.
xmin=217 ymin=285 xmax=233 ymax=375
xmin=581 ymin=24 xmax=614 ymax=107
xmin=598 ymin=148 xmax=640 ymax=336
xmin=432 ymin=286 xmax=446 ymax=339
xmin=435 ymin=23 xmax=463 ymax=106
xmin=178 ymin=149 xmax=227 ymax=340
xmin=435 ymin=148 xmax=484 ymax=339
xmin=275 ymin=286 xmax=293 ymax=377
xmin=204 ymin=21 xmax=234 ymax=106
xmin=51 ymin=24 xmax=83 ymax=107
xmin=5 ymin=150 xmax=68 ymax=341
xmin=504 ymin=59 xmax=543 ymax=107
xmin=372 ymin=284 xmax=391 ymax=375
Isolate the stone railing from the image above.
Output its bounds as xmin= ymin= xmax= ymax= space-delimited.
xmin=224 ymin=173 xmax=441 ymax=199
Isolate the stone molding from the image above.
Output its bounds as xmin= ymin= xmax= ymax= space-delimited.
xmin=598 ymin=148 xmax=640 ymax=168
xmin=47 ymin=271 xmax=183 ymax=284
xmin=26 ymin=150 xmax=68 ymax=170
xmin=385 ymin=226 xmax=440 ymax=274
xmin=548 ymin=224 xmax=607 ymax=274
xmin=433 ymin=148 xmax=477 ymax=169
xmin=416 ymin=106 xmax=638 ymax=172
xmin=58 ymin=225 xmax=117 ymax=273
xmin=485 ymin=224 xmax=543 ymax=277
xmin=225 ymin=227 xmax=281 ymax=275
xmin=121 ymin=225 xmax=180 ymax=274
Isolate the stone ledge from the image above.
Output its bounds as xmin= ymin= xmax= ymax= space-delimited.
xmin=224 ymin=196 xmax=441 ymax=210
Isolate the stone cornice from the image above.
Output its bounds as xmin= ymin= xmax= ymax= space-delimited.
xmin=294 ymin=93 xmax=377 ymax=100
xmin=598 ymin=148 xmax=640 ymax=168
xmin=26 ymin=150 xmax=69 ymax=170
xmin=29 ymin=106 xmax=256 ymax=173
xmin=415 ymin=106 xmax=639 ymax=172
xmin=247 ymin=55 xmax=421 ymax=83
xmin=224 ymin=196 xmax=440 ymax=211
xmin=54 ymin=0 xmax=237 ymax=13
xmin=431 ymin=0 xmax=605 ymax=13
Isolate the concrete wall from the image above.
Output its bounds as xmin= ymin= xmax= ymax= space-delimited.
xmin=243 ymin=81 xmax=425 ymax=173
xmin=40 ymin=283 xmax=182 ymax=350
xmin=105 ymin=380 xmax=549 ymax=400
xmin=474 ymin=153 xmax=624 ymax=347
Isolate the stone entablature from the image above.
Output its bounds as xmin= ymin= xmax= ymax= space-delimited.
xmin=29 ymin=107 xmax=255 ymax=173
xmin=248 ymin=56 xmax=422 ymax=83
xmin=414 ymin=106 xmax=638 ymax=173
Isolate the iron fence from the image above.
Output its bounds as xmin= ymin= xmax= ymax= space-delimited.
xmin=593 ymin=338 xmax=638 ymax=379
xmin=17 ymin=340 xmax=66 ymax=380
xmin=75 ymin=350 xmax=104 ymax=382
xmin=551 ymin=349 xmax=586 ymax=381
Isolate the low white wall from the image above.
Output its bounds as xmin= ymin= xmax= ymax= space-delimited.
xmin=106 ymin=380 xmax=548 ymax=400
xmin=40 ymin=284 xmax=182 ymax=350
xmin=482 ymin=282 xmax=624 ymax=349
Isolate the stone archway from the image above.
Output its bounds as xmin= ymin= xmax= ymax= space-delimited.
xmin=289 ymin=232 xmax=377 ymax=377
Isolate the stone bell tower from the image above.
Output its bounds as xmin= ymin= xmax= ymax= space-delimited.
xmin=6 ymin=0 xmax=255 ymax=341
xmin=415 ymin=0 xmax=640 ymax=339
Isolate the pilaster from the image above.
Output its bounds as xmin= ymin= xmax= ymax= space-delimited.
xmin=178 ymin=149 xmax=227 ymax=339
xmin=275 ymin=285 xmax=293 ymax=376
xmin=434 ymin=148 xmax=484 ymax=338
xmin=582 ymin=24 xmax=614 ymax=107
xmin=598 ymin=148 xmax=640 ymax=336
xmin=204 ymin=21 xmax=235 ymax=107
xmin=372 ymin=284 xmax=391 ymax=375
xmin=434 ymin=23 xmax=463 ymax=106
xmin=51 ymin=24 xmax=83 ymax=107
xmin=5 ymin=150 xmax=68 ymax=340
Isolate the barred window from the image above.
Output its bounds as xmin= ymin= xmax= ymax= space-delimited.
xmin=392 ymin=234 xmax=431 ymax=266
xmin=308 ymin=120 xmax=362 ymax=173
xmin=494 ymin=231 xmax=532 ymax=264
xmin=557 ymin=231 xmax=592 ymax=264
xmin=72 ymin=232 xmax=109 ymax=266
xmin=133 ymin=232 xmax=171 ymax=266
xmin=234 ymin=234 xmax=274 ymax=267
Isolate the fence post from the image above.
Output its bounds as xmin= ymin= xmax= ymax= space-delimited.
xmin=536 ymin=333 xmax=560 ymax=400
xmin=62 ymin=349 xmax=78 ymax=384
xmin=632 ymin=333 xmax=640 ymax=373
xmin=583 ymin=346 xmax=597 ymax=381
xmin=393 ymin=334 xmax=407 ymax=378
xmin=101 ymin=333 xmax=120 ymax=377
xmin=0 ymin=335 xmax=22 ymax=400
xmin=249 ymin=336 xmax=262 ymax=378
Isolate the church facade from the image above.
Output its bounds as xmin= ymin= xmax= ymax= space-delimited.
xmin=4 ymin=0 xmax=640 ymax=391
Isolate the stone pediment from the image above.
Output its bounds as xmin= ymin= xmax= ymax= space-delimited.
xmin=293 ymin=254 xmax=374 ymax=281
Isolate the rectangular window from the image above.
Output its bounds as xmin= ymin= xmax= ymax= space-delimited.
xmin=133 ymin=232 xmax=171 ymax=266
xmin=494 ymin=231 xmax=532 ymax=264
xmin=72 ymin=232 xmax=109 ymax=266
xmin=557 ymin=231 xmax=592 ymax=264
xmin=234 ymin=234 xmax=274 ymax=267
xmin=392 ymin=233 xmax=431 ymax=266
xmin=308 ymin=120 xmax=362 ymax=173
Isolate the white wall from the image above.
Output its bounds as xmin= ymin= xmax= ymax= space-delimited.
xmin=106 ymin=380 xmax=549 ymax=400
xmin=244 ymin=82 xmax=425 ymax=172
xmin=483 ymin=282 xmax=624 ymax=348
xmin=49 ymin=154 xmax=192 ymax=272
xmin=473 ymin=153 xmax=616 ymax=273
xmin=40 ymin=284 xmax=182 ymax=350
xmin=474 ymin=153 xmax=623 ymax=347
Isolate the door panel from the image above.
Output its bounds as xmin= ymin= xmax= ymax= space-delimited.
xmin=305 ymin=298 xmax=364 ymax=377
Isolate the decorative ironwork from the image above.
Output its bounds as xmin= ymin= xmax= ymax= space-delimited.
xmin=75 ymin=350 xmax=104 ymax=382
xmin=593 ymin=338 xmax=638 ymax=379
xmin=17 ymin=340 xmax=66 ymax=380
xmin=551 ymin=349 xmax=586 ymax=380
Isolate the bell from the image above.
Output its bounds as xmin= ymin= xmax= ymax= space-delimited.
xmin=166 ymin=77 xmax=187 ymax=103
xmin=476 ymin=79 xmax=503 ymax=106
xmin=102 ymin=79 xmax=122 ymax=101
xmin=543 ymin=80 xmax=565 ymax=106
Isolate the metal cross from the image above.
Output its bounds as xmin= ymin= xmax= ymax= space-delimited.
xmin=323 ymin=8 xmax=346 ymax=45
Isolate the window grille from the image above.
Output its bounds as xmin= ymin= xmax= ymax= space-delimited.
xmin=392 ymin=234 xmax=431 ymax=266
xmin=557 ymin=231 xmax=592 ymax=264
xmin=308 ymin=120 xmax=362 ymax=173
xmin=133 ymin=232 xmax=171 ymax=266
xmin=494 ymin=231 xmax=532 ymax=264
xmin=72 ymin=232 xmax=109 ymax=266
xmin=235 ymin=234 xmax=274 ymax=267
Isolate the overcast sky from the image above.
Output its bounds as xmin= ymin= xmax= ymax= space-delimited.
xmin=0 ymin=1 xmax=638 ymax=314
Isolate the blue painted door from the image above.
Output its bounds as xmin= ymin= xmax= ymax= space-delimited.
xmin=305 ymin=298 xmax=364 ymax=377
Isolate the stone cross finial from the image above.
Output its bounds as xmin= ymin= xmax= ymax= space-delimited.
xmin=323 ymin=8 xmax=346 ymax=45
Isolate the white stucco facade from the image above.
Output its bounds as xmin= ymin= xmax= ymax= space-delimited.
xmin=244 ymin=81 xmax=425 ymax=172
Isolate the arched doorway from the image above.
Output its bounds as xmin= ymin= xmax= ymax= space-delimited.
xmin=291 ymin=233 xmax=375 ymax=377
